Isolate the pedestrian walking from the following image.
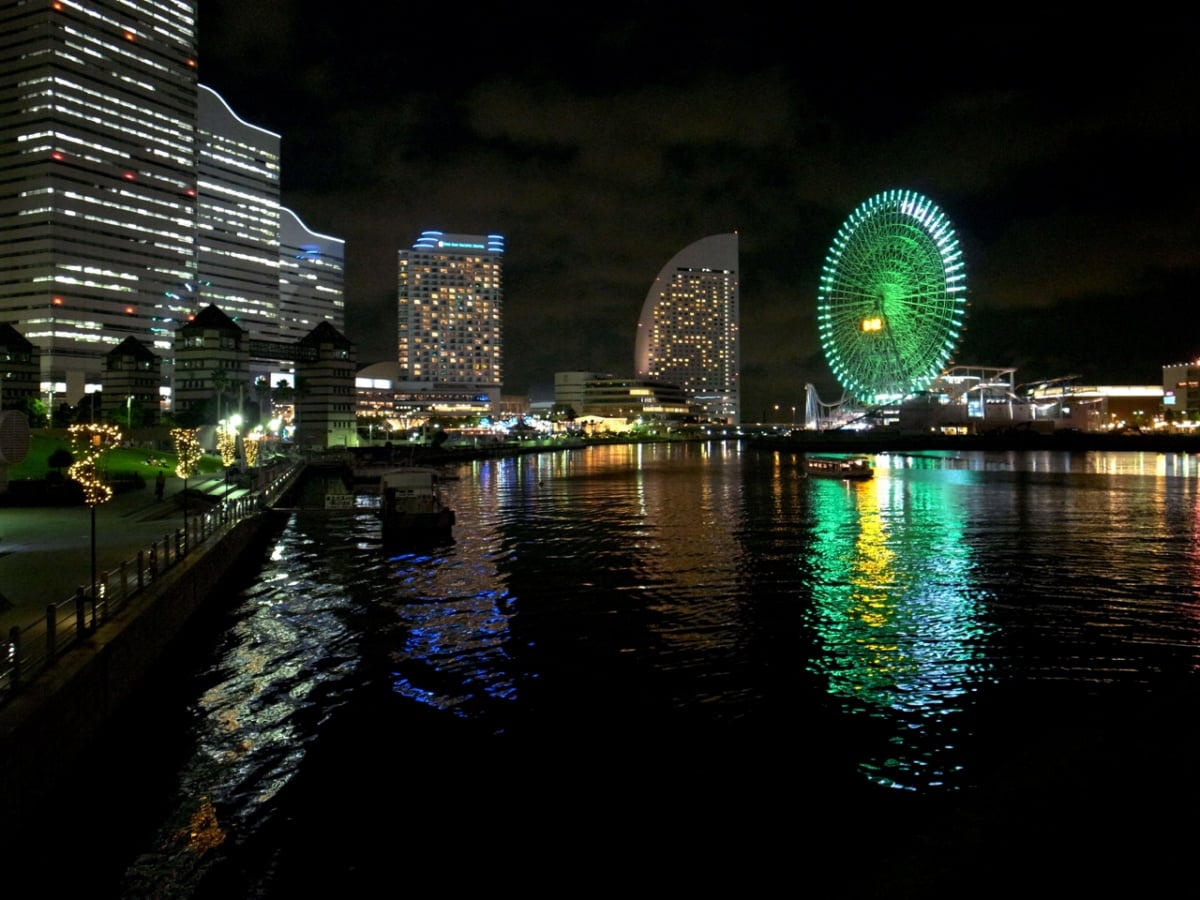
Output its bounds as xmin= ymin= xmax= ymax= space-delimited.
xmin=155 ymin=470 xmax=166 ymax=500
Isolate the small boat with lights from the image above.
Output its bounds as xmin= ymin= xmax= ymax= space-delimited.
xmin=377 ymin=467 xmax=456 ymax=543
xmin=804 ymin=454 xmax=874 ymax=480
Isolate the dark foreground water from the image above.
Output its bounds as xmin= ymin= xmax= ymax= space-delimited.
xmin=30 ymin=442 xmax=1200 ymax=896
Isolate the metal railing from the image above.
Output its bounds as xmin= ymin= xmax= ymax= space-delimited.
xmin=0 ymin=462 xmax=304 ymax=707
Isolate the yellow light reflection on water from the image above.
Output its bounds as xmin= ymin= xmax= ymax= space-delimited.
xmin=805 ymin=463 xmax=992 ymax=790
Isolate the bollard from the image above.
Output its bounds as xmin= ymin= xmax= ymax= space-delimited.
xmin=137 ymin=549 xmax=145 ymax=591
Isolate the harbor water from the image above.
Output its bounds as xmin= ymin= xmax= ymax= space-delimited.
xmin=38 ymin=442 xmax=1200 ymax=896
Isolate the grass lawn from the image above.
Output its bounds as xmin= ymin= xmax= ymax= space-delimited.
xmin=8 ymin=431 xmax=225 ymax=481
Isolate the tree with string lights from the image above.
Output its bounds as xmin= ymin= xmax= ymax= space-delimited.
xmin=172 ymin=427 xmax=202 ymax=550
xmin=68 ymin=423 xmax=121 ymax=628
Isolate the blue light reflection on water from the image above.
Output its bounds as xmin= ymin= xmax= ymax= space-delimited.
xmin=113 ymin=442 xmax=1200 ymax=895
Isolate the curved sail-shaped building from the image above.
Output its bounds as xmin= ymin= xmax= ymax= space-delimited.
xmin=634 ymin=233 xmax=740 ymax=424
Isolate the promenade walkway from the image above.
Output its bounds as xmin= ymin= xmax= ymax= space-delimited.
xmin=0 ymin=470 xmax=249 ymax=637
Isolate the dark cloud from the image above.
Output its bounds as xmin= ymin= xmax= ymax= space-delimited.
xmin=199 ymin=5 xmax=1200 ymax=416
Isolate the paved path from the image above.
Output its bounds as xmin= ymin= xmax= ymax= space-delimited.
xmin=0 ymin=472 xmax=237 ymax=635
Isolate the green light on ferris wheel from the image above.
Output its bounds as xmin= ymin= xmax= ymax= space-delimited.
xmin=816 ymin=189 xmax=968 ymax=404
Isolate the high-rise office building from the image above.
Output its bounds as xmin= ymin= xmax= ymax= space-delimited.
xmin=0 ymin=3 xmax=343 ymax=419
xmin=278 ymin=207 xmax=345 ymax=353
xmin=192 ymin=84 xmax=281 ymax=390
xmin=634 ymin=233 xmax=741 ymax=424
xmin=191 ymin=87 xmax=345 ymax=402
xmin=0 ymin=0 xmax=200 ymax=407
xmin=397 ymin=230 xmax=504 ymax=415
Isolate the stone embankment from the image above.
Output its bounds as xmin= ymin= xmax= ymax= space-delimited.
xmin=0 ymin=464 xmax=305 ymax=832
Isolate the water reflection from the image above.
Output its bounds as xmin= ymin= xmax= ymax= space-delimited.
xmin=804 ymin=463 xmax=993 ymax=790
xmin=112 ymin=443 xmax=1200 ymax=896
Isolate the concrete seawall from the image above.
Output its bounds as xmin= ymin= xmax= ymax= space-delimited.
xmin=0 ymin=509 xmax=288 ymax=829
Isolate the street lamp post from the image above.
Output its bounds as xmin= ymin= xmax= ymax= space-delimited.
xmin=89 ymin=502 xmax=96 ymax=626
xmin=68 ymin=423 xmax=119 ymax=629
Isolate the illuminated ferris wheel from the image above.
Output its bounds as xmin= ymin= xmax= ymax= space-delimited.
xmin=816 ymin=189 xmax=967 ymax=404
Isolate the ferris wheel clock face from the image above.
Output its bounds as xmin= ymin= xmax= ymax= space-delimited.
xmin=816 ymin=189 xmax=967 ymax=404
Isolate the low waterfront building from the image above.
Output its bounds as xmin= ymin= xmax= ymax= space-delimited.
xmin=103 ymin=337 xmax=163 ymax=427
xmin=172 ymin=305 xmax=250 ymax=426
xmin=294 ymin=322 xmax=357 ymax=451
xmin=1163 ymin=359 xmax=1200 ymax=426
xmin=0 ymin=324 xmax=39 ymax=413
xmin=554 ymin=371 xmax=696 ymax=422
xmin=851 ymin=367 xmax=1164 ymax=435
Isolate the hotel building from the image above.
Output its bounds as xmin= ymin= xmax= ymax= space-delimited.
xmin=634 ymin=233 xmax=741 ymax=424
xmin=395 ymin=231 xmax=504 ymax=417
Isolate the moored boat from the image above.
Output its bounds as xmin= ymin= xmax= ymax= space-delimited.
xmin=377 ymin=467 xmax=456 ymax=543
xmin=804 ymin=454 xmax=874 ymax=480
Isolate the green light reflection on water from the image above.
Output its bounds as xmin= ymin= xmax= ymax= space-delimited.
xmin=804 ymin=463 xmax=995 ymax=791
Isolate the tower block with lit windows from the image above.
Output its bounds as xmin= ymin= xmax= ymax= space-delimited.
xmin=634 ymin=233 xmax=740 ymax=424
xmin=396 ymin=231 xmax=504 ymax=417
xmin=0 ymin=0 xmax=200 ymax=404
xmin=0 ymin=2 xmax=344 ymax=419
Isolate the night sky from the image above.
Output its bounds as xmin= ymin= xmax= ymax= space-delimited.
xmin=197 ymin=5 xmax=1200 ymax=416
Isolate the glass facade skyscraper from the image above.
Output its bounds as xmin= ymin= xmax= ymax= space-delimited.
xmin=278 ymin=207 xmax=345 ymax=352
xmin=0 ymin=0 xmax=199 ymax=404
xmin=193 ymin=84 xmax=280 ymax=389
xmin=0 ymin=2 xmax=343 ymax=412
xmin=634 ymin=233 xmax=741 ymax=424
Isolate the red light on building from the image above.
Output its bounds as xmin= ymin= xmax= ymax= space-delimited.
xmin=124 ymin=32 xmax=135 ymax=41
xmin=52 ymin=297 xmax=64 ymax=305
xmin=186 ymin=188 xmax=196 ymax=197
xmin=51 ymin=151 xmax=64 ymax=161
xmin=52 ymin=1 xmax=63 ymax=10
xmin=125 ymin=306 xmax=135 ymax=315
xmin=123 ymin=172 xmax=135 ymax=180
